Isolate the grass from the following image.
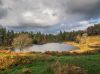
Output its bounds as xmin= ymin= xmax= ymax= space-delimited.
xmin=0 ymin=35 xmax=100 ymax=74
xmin=0 ymin=53 xmax=9 ymax=57
xmin=2 ymin=61 xmax=50 ymax=74
xmin=1 ymin=53 xmax=100 ymax=74
xmin=53 ymin=54 xmax=100 ymax=74
xmin=65 ymin=35 xmax=100 ymax=53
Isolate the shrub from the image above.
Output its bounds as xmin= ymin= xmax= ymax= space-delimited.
xmin=21 ymin=68 xmax=32 ymax=74
xmin=0 ymin=55 xmax=34 ymax=70
xmin=61 ymin=64 xmax=87 ymax=74
xmin=51 ymin=61 xmax=62 ymax=74
xmin=51 ymin=61 xmax=87 ymax=74
xmin=0 ymin=53 xmax=53 ymax=70
xmin=0 ymin=56 xmax=14 ymax=70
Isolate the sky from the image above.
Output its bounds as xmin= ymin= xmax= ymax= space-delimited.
xmin=0 ymin=0 xmax=100 ymax=34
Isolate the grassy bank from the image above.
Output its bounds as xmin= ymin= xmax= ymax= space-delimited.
xmin=0 ymin=51 xmax=100 ymax=74
xmin=65 ymin=35 xmax=100 ymax=53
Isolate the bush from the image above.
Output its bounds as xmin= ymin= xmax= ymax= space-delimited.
xmin=0 ymin=53 xmax=53 ymax=70
xmin=0 ymin=55 xmax=35 ymax=70
xmin=21 ymin=68 xmax=32 ymax=74
xmin=51 ymin=61 xmax=87 ymax=74
xmin=0 ymin=56 xmax=14 ymax=70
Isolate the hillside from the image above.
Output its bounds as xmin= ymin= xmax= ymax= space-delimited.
xmin=65 ymin=35 xmax=100 ymax=53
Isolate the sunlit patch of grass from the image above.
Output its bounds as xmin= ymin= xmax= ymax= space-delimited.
xmin=0 ymin=53 xmax=9 ymax=57
xmin=65 ymin=35 xmax=100 ymax=53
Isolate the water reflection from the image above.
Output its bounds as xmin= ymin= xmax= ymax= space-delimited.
xmin=15 ymin=43 xmax=79 ymax=52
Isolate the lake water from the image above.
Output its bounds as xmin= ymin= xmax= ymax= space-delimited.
xmin=15 ymin=43 xmax=79 ymax=52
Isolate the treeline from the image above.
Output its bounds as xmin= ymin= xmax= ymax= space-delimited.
xmin=0 ymin=24 xmax=100 ymax=46
xmin=0 ymin=29 xmax=14 ymax=46
xmin=87 ymin=24 xmax=100 ymax=35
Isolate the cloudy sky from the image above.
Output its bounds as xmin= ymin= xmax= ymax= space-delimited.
xmin=0 ymin=0 xmax=100 ymax=33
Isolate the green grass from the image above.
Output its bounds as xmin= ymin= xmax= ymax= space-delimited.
xmin=53 ymin=54 xmax=100 ymax=74
xmin=2 ymin=61 xmax=52 ymax=74
xmin=1 ymin=54 xmax=100 ymax=74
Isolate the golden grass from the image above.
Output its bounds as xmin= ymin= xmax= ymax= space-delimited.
xmin=0 ymin=50 xmax=52 ymax=70
xmin=65 ymin=35 xmax=100 ymax=53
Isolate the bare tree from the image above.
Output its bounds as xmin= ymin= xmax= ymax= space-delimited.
xmin=12 ymin=33 xmax=32 ymax=51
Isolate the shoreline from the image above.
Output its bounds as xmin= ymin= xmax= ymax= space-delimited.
xmin=64 ymin=42 xmax=93 ymax=53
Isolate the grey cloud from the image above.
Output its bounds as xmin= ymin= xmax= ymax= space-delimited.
xmin=67 ymin=0 xmax=100 ymax=18
xmin=0 ymin=7 xmax=7 ymax=19
xmin=0 ymin=0 xmax=100 ymax=33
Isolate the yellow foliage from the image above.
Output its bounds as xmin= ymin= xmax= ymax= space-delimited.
xmin=65 ymin=35 xmax=100 ymax=53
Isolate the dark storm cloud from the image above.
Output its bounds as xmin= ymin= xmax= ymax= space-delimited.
xmin=67 ymin=0 xmax=100 ymax=18
xmin=0 ymin=7 xmax=7 ymax=19
xmin=0 ymin=0 xmax=100 ymax=33
xmin=0 ymin=0 xmax=7 ymax=19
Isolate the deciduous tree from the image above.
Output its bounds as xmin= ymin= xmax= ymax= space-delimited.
xmin=12 ymin=34 xmax=32 ymax=51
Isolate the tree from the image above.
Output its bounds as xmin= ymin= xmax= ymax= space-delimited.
xmin=75 ymin=34 xmax=81 ymax=43
xmin=12 ymin=33 xmax=32 ymax=51
xmin=87 ymin=24 xmax=100 ymax=35
xmin=79 ymin=33 xmax=88 ymax=50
